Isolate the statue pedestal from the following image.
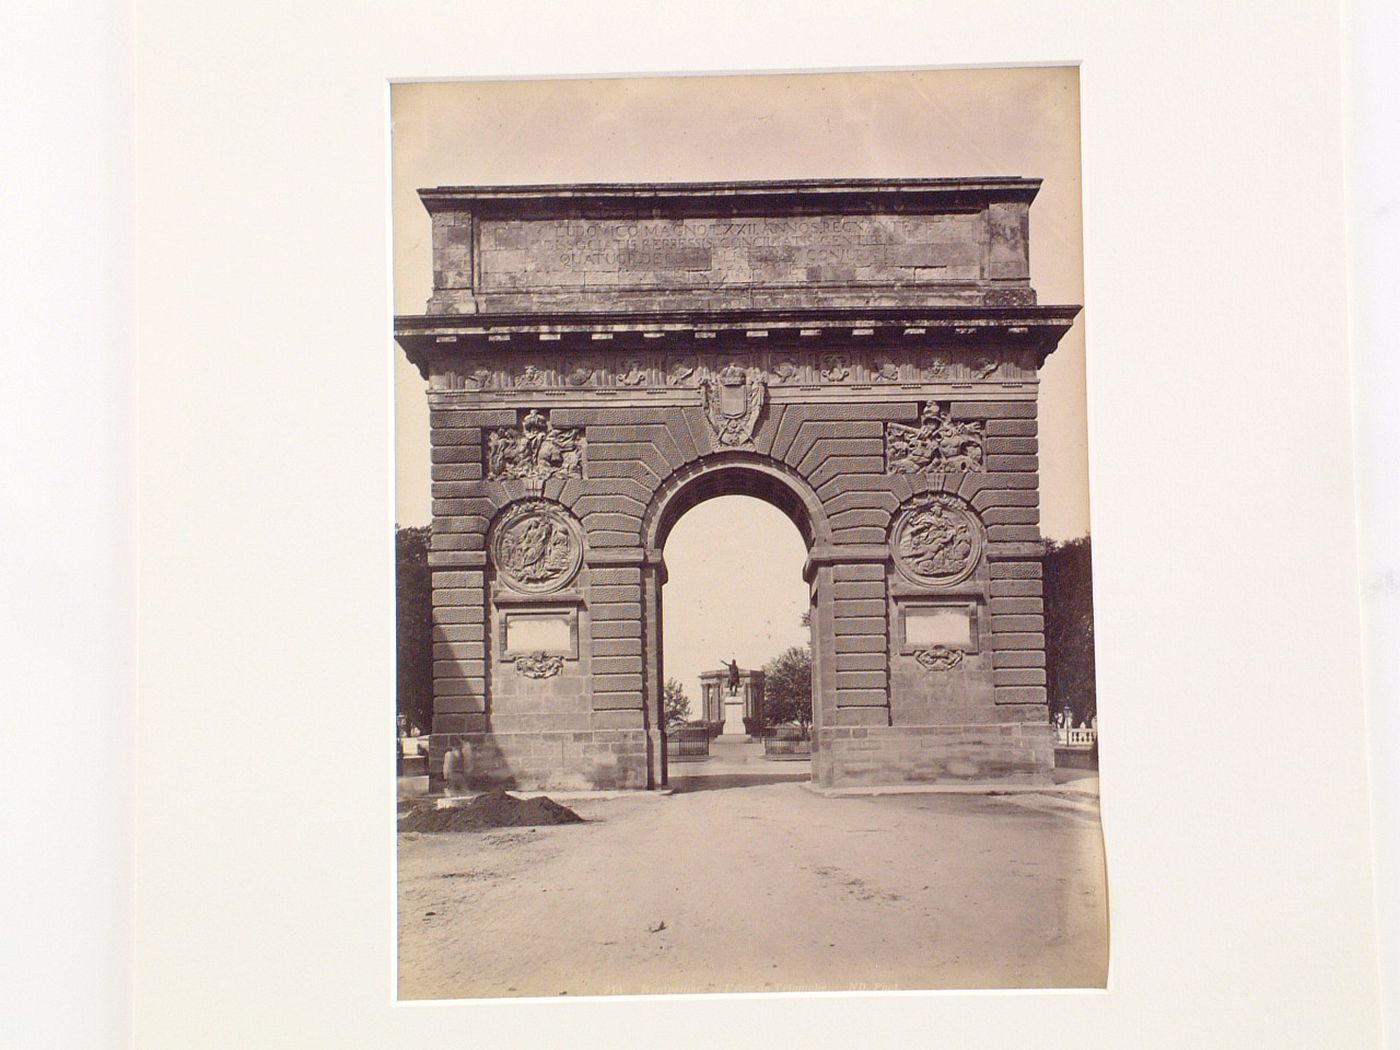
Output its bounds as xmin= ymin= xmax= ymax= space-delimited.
xmin=721 ymin=696 xmax=747 ymax=736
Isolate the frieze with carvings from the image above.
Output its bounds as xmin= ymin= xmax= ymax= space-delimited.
xmin=886 ymin=403 xmax=985 ymax=474
xmin=915 ymin=646 xmax=965 ymax=672
xmin=490 ymin=499 xmax=584 ymax=594
xmin=485 ymin=410 xmax=585 ymax=482
xmin=515 ymin=652 xmax=564 ymax=678
xmin=699 ymin=362 xmax=766 ymax=447
xmin=890 ymin=494 xmax=983 ymax=587
xmin=430 ymin=350 xmax=1024 ymax=394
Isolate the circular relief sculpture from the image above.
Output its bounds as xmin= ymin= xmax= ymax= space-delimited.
xmin=491 ymin=500 xmax=584 ymax=593
xmin=890 ymin=494 xmax=983 ymax=587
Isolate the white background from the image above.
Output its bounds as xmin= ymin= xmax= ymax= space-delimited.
xmin=3 ymin=1 xmax=1397 ymax=1047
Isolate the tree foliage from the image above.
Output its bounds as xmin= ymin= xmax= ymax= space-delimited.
xmin=663 ymin=677 xmax=691 ymax=726
xmin=396 ymin=525 xmax=433 ymax=735
xmin=1043 ymin=536 xmax=1097 ymax=727
xmin=761 ymin=645 xmax=813 ymax=736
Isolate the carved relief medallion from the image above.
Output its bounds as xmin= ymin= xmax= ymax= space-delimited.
xmin=915 ymin=646 xmax=965 ymax=671
xmin=890 ymin=494 xmax=983 ymax=586
xmin=515 ymin=652 xmax=564 ymax=678
xmin=667 ymin=361 xmax=696 ymax=386
xmin=485 ymin=410 xmax=585 ymax=482
xmin=885 ymin=403 xmax=985 ymax=474
xmin=490 ymin=500 xmax=584 ymax=594
xmin=699 ymin=363 xmax=766 ymax=447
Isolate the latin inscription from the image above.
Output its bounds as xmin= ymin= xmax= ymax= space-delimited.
xmin=477 ymin=214 xmax=982 ymax=290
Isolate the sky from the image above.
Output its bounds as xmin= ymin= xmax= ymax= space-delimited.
xmin=390 ymin=68 xmax=1089 ymax=694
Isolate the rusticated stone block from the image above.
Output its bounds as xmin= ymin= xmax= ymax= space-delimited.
xmin=989 ymin=597 xmax=1043 ymax=615
xmin=834 ymin=633 xmax=888 ymax=653
xmin=833 ymin=598 xmax=885 ymax=618
xmin=431 ymin=463 xmax=485 ymax=483
xmin=833 ymin=563 xmax=885 ymax=582
xmin=972 ymin=489 xmax=1039 ymax=510
xmin=991 ymin=614 xmax=1045 ymax=633
xmin=985 ymin=454 xmax=1039 ymax=473
xmin=589 ymin=584 xmax=641 ymax=604
xmin=434 ymin=641 xmax=485 ymax=661
xmin=592 ymin=620 xmax=642 ymax=639
xmin=592 ymin=637 xmax=642 ymax=657
xmin=994 ymin=668 xmax=1047 ymax=686
xmin=989 ymin=561 xmax=1043 ymax=579
xmin=951 ymin=400 xmax=1036 ymax=419
xmin=832 ymin=615 xmax=888 ymax=636
xmin=987 ymin=525 xmax=1042 ymax=543
xmin=836 ymin=670 xmax=888 ymax=690
xmin=835 ymin=652 xmax=887 ymax=672
xmin=990 ymin=632 xmax=1045 ymax=651
xmin=833 ymin=580 xmax=885 ymax=600
xmin=985 ymin=436 xmax=1037 ymax=455
xmin=995 ymin=686 xmax=1047 ymax=705
xmin=993 ymin=649 xmax=1047 ymax=668
xmin=990 ymin=579 xmax=1043 ymax=597
xmin=985 ymin=418 xmax=1038 ymax=437
xmin=982 ymin=507 xmax=1039 ymax=525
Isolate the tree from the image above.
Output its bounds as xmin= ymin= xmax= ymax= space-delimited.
xmin=663 ymin=678 xmax=691 ymax=727
xmin=1043 ymin=536 xmax=1097 ymax=727
xmin=762 ymin=645 xmax=813 ymax=737
xmin=396 ymin=525 xmax=433 ymax=736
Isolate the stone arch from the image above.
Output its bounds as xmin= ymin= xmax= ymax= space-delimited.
xmin=396 ymin=177 xmax=1080 ymax=791
xmin=643 ymin=451 xmax=833 ymax=554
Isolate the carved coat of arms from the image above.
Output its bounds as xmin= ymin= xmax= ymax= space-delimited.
xmin=699 ymin=363 xmax=766 ymax=447
xmin=886 ymin=403 xmax=985 ymax=474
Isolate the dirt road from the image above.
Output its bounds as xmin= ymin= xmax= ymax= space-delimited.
xmin=397 ymin=782 xmax=1107 ymax=999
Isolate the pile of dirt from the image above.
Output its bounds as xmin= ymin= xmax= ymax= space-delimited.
xmin=398 ymin=789 xmax=584 ymax=833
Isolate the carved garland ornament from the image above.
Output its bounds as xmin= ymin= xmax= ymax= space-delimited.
xmin=915 ymin=646 xmax=965 ymax=672
xmin=485 ymin=410 xmax=585 ymax=482
xmin=890 ymin=494 xmax=983 ymax=587
xmin=698 ymin=363 xmax=767 ymax=447
xmin=515 ymin=652 xmax=564 ymax=678
xmin=490 ymin=500 xmax=584 ymax=594
xmin=885 ymin=403 xmax=985 ymax=475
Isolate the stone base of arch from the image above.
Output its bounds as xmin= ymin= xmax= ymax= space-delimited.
xmin=813 ymin=723 xmax=1055 ymax=789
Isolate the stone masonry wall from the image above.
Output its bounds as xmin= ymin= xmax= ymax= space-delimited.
xmin=424 ymin=380 xmax=1050 ymax=790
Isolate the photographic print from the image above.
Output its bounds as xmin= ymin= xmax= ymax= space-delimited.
xmin=391 ymin=67 xmax=1106 ymax=998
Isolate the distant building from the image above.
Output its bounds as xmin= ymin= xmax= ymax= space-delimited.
xmin=698 ymin=667 xmax=765 ymax=734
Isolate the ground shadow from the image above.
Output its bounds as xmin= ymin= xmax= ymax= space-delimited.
xmin=667 ymin=772 xmax=812 ymax=793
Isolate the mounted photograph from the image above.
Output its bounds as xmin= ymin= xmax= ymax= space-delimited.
xmin=391 ymin=67 xmax=1105 ymax=999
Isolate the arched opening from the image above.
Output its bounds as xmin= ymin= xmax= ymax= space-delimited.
xmin=648 ymin=459 xmax=827 ymax=789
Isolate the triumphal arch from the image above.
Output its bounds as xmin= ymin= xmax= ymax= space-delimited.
xmin=394 ymin=178 xmax=1080 ymax=792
